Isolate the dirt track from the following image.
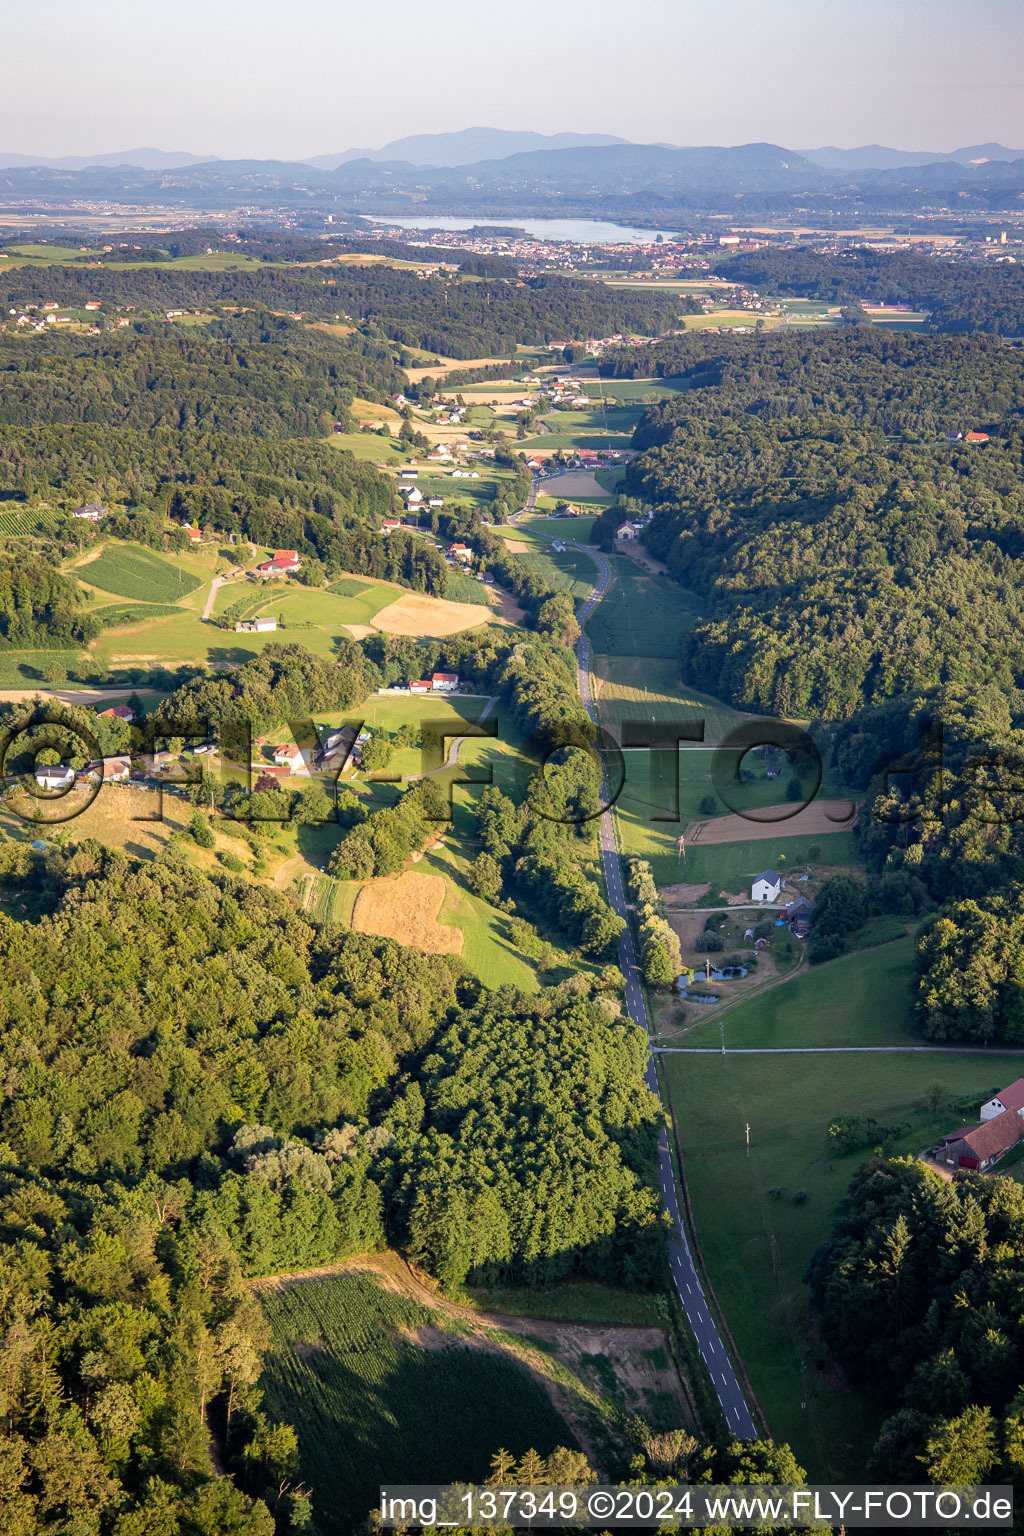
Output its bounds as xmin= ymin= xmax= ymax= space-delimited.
xmin=684 ymin=798 xmax=857 ymax=844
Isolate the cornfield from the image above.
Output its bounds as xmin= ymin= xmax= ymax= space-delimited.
xmin=259 ymin=1273 xmax=574 ymax=1536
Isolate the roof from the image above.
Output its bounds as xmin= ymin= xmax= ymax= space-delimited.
xmin=991 ymin=1078 xmax=1024 ymax=1112
xmin=953 ymin=1109 xmax=1023 ymax=1163
xmin=786 ymin=897 xmax=815 ymax=916
xmin=432 ymin=672 xmax=458 ymax=683
xmin=755 ymin=870 xmax=780 ymax=886
xmin=272 ymin=549 xmax=299 ymax=562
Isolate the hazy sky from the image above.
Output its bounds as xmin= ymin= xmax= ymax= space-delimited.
xmin=5 ymin=0 xmax=1023 ymax=158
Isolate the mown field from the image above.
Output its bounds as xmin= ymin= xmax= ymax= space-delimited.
xmin=661 ymin=1041 xmax=1011 ymax=1480
xmin=258 ymin=1273 xmax=579 ymax=1535
xmin=678 ymin=936 xmax=919 ymax=1049
xmin=586 ymin=560 xmax=702 ymax=660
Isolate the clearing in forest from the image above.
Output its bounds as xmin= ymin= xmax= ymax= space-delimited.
xmin=371 ymin=591 xmax=495 ymax=637
xmin=351 ymin=870 xmax=463 ymax=954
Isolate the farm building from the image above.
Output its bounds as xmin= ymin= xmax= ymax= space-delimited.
xmin=408 ymin=679 xmax=432 ymax=694
xmin=751 ymin=870 xmax=782 ymax=902
xmin=71 ymin=503 xmax=108 ymax=522
xmin=965 ymin=431 xmax=990 ymax=444
xmin=179 ymin=524 xmax=203 ymax=543
xmin=615 ymin=522 xmax=638 ymax=541
xmin=431 ymin=673 xmax=459 ymax=692
xmin=234 ymin=617 xmax=277 ymax=633
xmin=255 ymin=551 xmax=300 ymax=578
xmin=939 ymin=1110 xmax=1023 ymax=1173
xmin=99 ymin=703 xmax=136 ymax=724
xmin=785 ymin=896 xmax=815 ymax=935
xmin=980 ymin=1078 xmax=1024 ymax=1122
xmin=447 ymin=543 xmax=472 ymax=563
xmin=381 ymin=519 xmax=402 ymax=533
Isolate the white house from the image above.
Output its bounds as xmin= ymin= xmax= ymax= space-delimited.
xmin=71 ymin=504 xmax=108 ymax=522
xmin=431 ymin=672 xmax=459 ymax=692
xmin=751 ymin=870 xmax=782 ymax=903
xmin=981 ymin=1078 xmax=1024 ymax=1123
xmin=35 ymin=765 xmax=75 ymax=791
xmin=404 ymin=488 xmax=423 ymax=506
xmin=235 ymin=617 xmax=277 ymax=633
xmin=272 ymin=743 xmax=303 ymax=770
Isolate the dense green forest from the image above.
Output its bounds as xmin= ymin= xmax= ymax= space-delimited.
xmin=808 ymin=1156 xmax=1024 ymax=1484
xmin=0 ymin=261 xmax=680 ymax=358
xmin=0 ymin=553 xmax=99 ymax=647
xmin=593 ymin=330 xmax=1024 ymax=718
xmin=0 ymin=839 xmax=665 ymax=1532
xmin=712 ymin=246 xmax=1024 ymax=334
xmin=0 ymin=323 xmax=400 ymax=436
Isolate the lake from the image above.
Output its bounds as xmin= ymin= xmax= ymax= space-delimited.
xmin=374 ymin=216 xmax=684 ymax=245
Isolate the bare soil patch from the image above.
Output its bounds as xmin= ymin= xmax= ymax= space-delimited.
xmin=343 ymin=622 xmax=374 ymax=640
xmin=497 ymin=535 xmax=529 ymax=553
xmin=683 ymin=799 xmax=857 ymax=845
xmin=661 ymin=880 xmax=711 ymax=906
xmin=371 ymin=592 xmax=494 ymax=638
xmin=351 ymin=870 xmax=463 ymax=955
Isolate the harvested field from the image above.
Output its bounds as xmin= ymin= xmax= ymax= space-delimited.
xmin=351 ymin=870 xmax=463 ymax=954
xmin=497 ymin=535 xmax=529 ymax=553
xmin=684 ymin=799 xmax=857 ymax=845
xmin=371 ymin=592 xmax=494 ymax=637
xmin=542 ymin=471 xmax=612 ymax=499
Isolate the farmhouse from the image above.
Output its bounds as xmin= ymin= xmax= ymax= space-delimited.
xmin=447 ymin=543 xmax=472 ymax=563
xmin=71 ymin=504 xmax=108 ymax=522
xmin=980 ymin=1078 xmax=1024 ymax=1122
xmin=84 ymin=756 xmax=131 ymax=782
xmin=99 ymin=703 xmax=136 ymax=723
xmin=398 ymin=469 xmax=418 ymax=481
xmin=381 ymin=519 xmax=402 ymax=533
xmin=408 ymin=679 xmax=432 ymax=693
xmin=35 ymin=765 xmax=75 ymax=791
xmin=431 ymin=672 xmax=459 ymax=692
xmin=940 ymin=1110 xmax=1023 ymax=1172
xmin=615 ymin=522 xmax=638 ymax=541
xmin=234 ymin=617 xmax=277 ymax=633
xmin=751 ymin=870 xmax=782 ymax=902
xmin=965 ymin=431 xmax=990 ymax=444
xmin=271 ymin=743 xmax=303 ymax=770
xmin=179 ymin=524 xmax=203 ymax=543
xmin=404 ymin=488 xmax=424 ymax=506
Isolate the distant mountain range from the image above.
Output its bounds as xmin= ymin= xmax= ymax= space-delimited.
xmin=800 ymin=142 xmax=1024 ymax=170
xmin=0 ymin=147 xmax=215 ymax=171
xmin=303 ymin=128 xmax=631 ymax=169
xmin=2 ymin=131 xmax=1024 ymax=219
xmin=2 ymin=130 xmax=1022 ymax=175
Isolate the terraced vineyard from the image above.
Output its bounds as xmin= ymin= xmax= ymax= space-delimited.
xmin=259 ymin=1273 xmax=577 ymax=1536
xmin=78 ymin=545 xmax=202 ymax=602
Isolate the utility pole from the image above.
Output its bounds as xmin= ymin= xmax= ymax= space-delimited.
xmin=745 ymin=1122 xmax=751 ymax=1158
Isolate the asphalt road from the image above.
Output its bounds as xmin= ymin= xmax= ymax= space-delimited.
xmin=571 ymin=540 xmax=758 ymax=1441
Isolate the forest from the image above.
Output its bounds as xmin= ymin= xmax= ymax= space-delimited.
xmin=711 ymin=245 xmax=1024 ymax=334
xmin=0 ymin=838 xmax=666 ymax=1532
xmin=807 ymin=1156 xmax=1024 ymax=1485
xmin=0 ymin=261 xmax=680 ymax=358
xmin=594 ymin=329 xmax=1024 ymax=719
